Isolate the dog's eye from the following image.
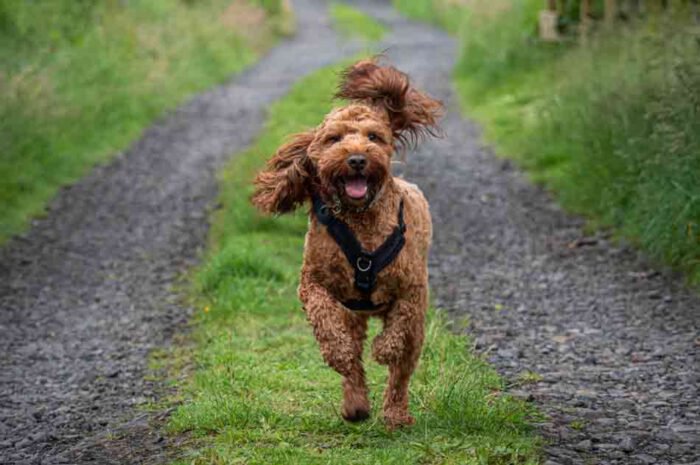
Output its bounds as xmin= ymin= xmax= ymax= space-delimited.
xmin=367 ymin=132 xmax=382 ymax=143
xmin=325 ymin=134 xmax=342 ymax=145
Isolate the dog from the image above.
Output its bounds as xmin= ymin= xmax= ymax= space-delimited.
xmin=251 ymin=59 xmax=443 ymax=428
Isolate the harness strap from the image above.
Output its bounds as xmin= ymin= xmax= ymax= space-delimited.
xmin=312 ymin=194 xmax=406 ymax=309
xmin=342 ymin=299 xmax=384 ymax=312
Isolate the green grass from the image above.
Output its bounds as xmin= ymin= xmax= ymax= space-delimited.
xmin=0 ymin=0 xmax=289 ymax=243
xmin=167 ymin=61 xmax=541 ymax=465
xmin=391 ymin=0 xmax=463 ymax=33
xmin=393 ymin=0 xmax=700 ymax=285
xmin=330 ymin=2 xmax=388 ymax=42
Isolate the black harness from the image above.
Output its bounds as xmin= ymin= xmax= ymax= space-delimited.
xmin=312 ymin=194 xmax=406 ymax=312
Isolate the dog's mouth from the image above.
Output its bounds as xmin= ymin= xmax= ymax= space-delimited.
xmin=342 ymin=175 xmax=369 ymax=200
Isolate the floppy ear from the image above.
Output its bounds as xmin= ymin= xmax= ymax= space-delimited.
xmin=251 ymin=130 xmax=316 ymax=214
xmin=336 ymin=59 xmax=443 ymax=148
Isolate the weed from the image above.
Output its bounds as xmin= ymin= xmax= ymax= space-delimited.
xmin=515 ymin=371 xmax=543 ymax=386
xmin=569 ymin=420 xmax=586 ymax=431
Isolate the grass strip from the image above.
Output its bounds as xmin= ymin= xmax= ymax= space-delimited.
xmin=0 ymin=0 xmax=290 ymax=243
xmin=168 ymin=61 xmax=541 ymax=465
xmin=393 ymin=0 xmax=700 ymax=285
xmin=330 ymin=2 xmax=388 ymax=42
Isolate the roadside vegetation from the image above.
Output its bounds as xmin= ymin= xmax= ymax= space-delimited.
xmin=0 ymin=0 xmax=291 ymax=243
xmin=167 ymin=59 xmax=541 ymax=465
xmin=330 ymin=2 xmax=388 ymax=41
xmin=394 ymin=0 xmax=700 ymax=285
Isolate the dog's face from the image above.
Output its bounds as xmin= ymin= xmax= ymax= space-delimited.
xmin=252 ymin=59 xmax=443 ymax=215
xmin=307 ymin=104 xmax=393 ymax=209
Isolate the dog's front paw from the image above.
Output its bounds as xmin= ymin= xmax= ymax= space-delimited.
xmin=383 ymin=409 xmax=415 ymax=430
xmin=342 ymin=383 xmax=370 ymax=423
xmin=371 ymin=335 xmax=402 ymax=366
xmin=342 ymin=405 xmax=370 ymax=423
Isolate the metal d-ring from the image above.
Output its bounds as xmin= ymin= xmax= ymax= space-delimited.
xmin=356 ymin=256 xmax=372 ymax=272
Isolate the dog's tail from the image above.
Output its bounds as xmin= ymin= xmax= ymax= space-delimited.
xmin=336 ymin=58 xmax=443 ymax=148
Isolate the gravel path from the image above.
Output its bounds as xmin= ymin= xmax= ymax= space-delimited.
xmin=0 ymin=2 xmax=360 ymax=463
xmin=346 ymin=2 xmax=700 ymax=464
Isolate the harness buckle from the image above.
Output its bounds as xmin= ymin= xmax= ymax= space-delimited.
xmin=356 ymin=256 xmax=372 ymax=272
xmin=319 ymin=205 xmax=330 ymax=218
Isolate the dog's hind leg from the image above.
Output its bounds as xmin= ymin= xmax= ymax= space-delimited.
xmin=373 ymin=286 xmax=427 ymax=429
xmin=299 ymin=282 xmax=370 ymax=422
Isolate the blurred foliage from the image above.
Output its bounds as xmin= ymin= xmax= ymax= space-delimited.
xmin=253 ymin=0 xmax=286 ymax=16
xmin=330 ymin=1 xmax=388 ymax=42
xmin=455 ymin=0 xmax=567 ymax=96
xmin=0 ymin=0 xmax=289 ymax=242
xmin=392 ymin=0 xmax=464 ymax=33
xmin=527 ymin=25 xmax=700 ymax=280
xmin=394 ymin=0 xmax=700 ymax=284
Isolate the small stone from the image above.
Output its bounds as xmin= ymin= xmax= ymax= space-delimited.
xmin=574 ymin=439 xmax=592 ymax=451
xmin=632 ymin=454 xmax=657 ymax=464
xmin=653 ymin=443 xmax=669 ymax=452
xmin=15 ymin=437 xmax=33 ymax=448
xmin=510 ymin=389 xmax=535 ymax=402
xmin=669 ymin=442 xmax=692 ymax=455
xmin=547 ymin=446 xmax=578 ymax=460
xmin=619 ymin=436 xmax=636 ymax=452
xmin=596 ymin=418 xmax=616 ymax=427
xmin=671 ymin=424 xmax=699 ymax=433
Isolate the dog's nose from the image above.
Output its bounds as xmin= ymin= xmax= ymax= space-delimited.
xmin=347 ymin=154 xmax=366 ymax=171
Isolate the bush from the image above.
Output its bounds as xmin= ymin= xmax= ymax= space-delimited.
xmin=254 ymin=0 xmax=285 ymax=16
xmin=528 ymin=24 xmax=700 ymax=277
xmin=454 ymin=0 xmax=567 ymax=101
xmin=394 ymin=0 xmax=700 ymax=284
xmin=0 ymin=0 xmax=285 ymax=242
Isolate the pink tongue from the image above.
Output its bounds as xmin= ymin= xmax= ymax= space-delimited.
xmin=345 ymin=178 xmax=368 ymax=199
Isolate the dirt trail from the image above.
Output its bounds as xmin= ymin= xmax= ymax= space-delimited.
xmin=0 ymin=1 xmax=361 ymax=463
xmin=346 ymin=1 xmax=699 ymax=464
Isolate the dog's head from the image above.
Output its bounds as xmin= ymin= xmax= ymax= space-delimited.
xmin=252 ymin=59 xmax=443 ymax=214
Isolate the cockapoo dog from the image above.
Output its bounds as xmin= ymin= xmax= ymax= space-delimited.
xmin=252 ymin=59 xmax=442 ymax=428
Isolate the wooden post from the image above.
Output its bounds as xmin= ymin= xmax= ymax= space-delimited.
xmin=580 ymin=0 xmax=592 ymax=41
xmin=557 ymin=0 xmax=565 ymax=15
xmin=646 ymin=0 xmax=665 ymax=14
xmin=605 ymin=0 xmax=618 ymax=27
xmin=628 ymin=0 xmax=641 ymax=18
xmin=540 ymin=0 xmax=561 ymax=41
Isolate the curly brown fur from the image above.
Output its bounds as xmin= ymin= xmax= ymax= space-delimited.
xmin=336 ymin=58 xmax=443 ymax=150
xmin=252 ymin=130 xmax=316 ymax=214
xmin=252 ymin=59 xmax=442 ymax=428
